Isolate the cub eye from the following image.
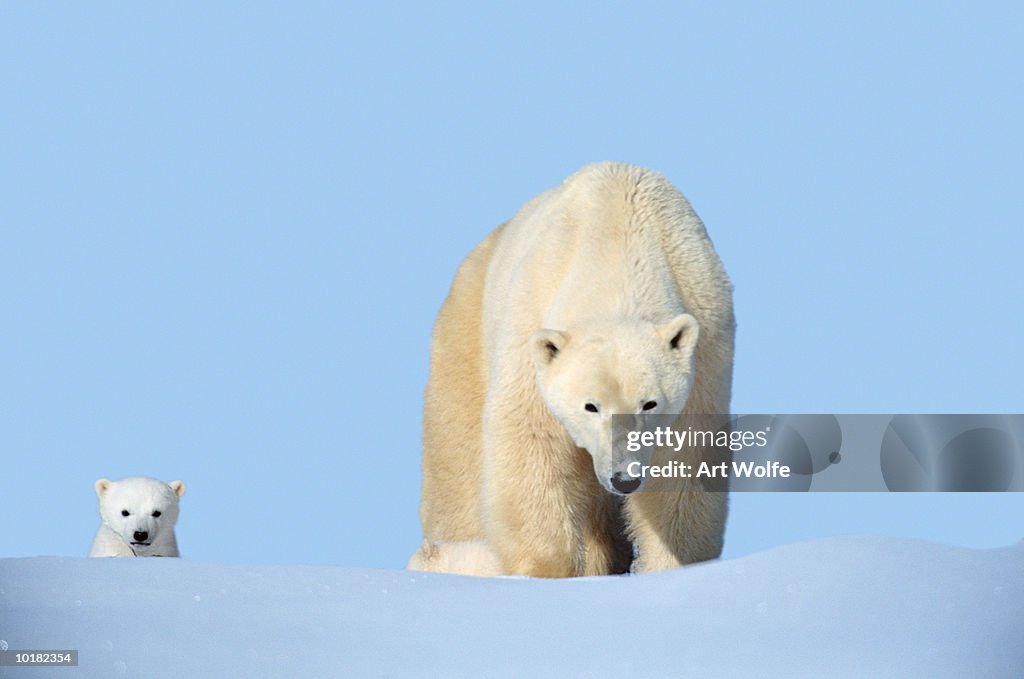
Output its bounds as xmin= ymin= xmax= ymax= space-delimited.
xmin=642 ymin=401 xmax=658 ymax=411
xmin=121 ymin=510 xmax=130 ymax=517
xmin=584 ymin=403 xmax=599 ymax=413
xmin=152 ymin=510 xmax=162 ymax=518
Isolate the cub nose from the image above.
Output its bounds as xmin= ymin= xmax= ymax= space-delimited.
xmin=133 ymin=531 xmax=149 ymax=542
xmin=610 ymin=472 xmax=642 ymax=495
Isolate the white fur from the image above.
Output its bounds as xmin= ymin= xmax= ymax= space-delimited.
xmin=89 ymin=476 xmax=186 ymax=557
xmin=415 ymin=162 xmax=734 ymax=577
xmin=406 ymin=540 xmax=503 ymax=577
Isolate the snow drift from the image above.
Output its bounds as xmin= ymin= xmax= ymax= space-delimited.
xmin=2 ymin=536 xmax=1021 ymax=678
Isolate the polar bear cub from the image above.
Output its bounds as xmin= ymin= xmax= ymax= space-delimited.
xmin=89 ymin=476 xmax=186 ymax=557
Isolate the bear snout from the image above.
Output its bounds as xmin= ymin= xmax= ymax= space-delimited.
xmin=610 ymin=472 xmax=642 ymax=495
xmin=132 ymin=531 xmax=150 ymax=543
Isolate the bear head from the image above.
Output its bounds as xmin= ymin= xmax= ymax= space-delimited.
xmin=530 ymin=314 xmax=699 ymax=495
xmin=95 ymin=476 xmax=186 ymax=555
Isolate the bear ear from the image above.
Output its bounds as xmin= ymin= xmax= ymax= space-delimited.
xmin=659 ymin=314 xmax=699 ymax=353
xmin=95 ymin=479 xmax=111 ymax=498
xmin=529 ymin=329 xmax=569 ymax=367
xmin=169 ymin=480 xmax=186 ymax=498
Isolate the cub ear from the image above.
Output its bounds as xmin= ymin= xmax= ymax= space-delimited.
xmin=659 ymin=314 xmax=699 ymax=353
xmin=529 ymin=329 xmax=569 ymax=367
xmin=95 ymin=478 xmax=111 ymax=498
xmin=169 ymin=480 xmax=186 ymax=498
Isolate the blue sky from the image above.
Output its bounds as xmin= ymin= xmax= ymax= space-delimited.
xmin=1 ymin=3 xmax=1021 ymax=566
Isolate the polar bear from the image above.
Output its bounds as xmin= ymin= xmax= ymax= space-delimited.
xmin=412 ymin=162 xmax=735 ymax=577
xmin=89 ymin=476 xmax=186 ymax=557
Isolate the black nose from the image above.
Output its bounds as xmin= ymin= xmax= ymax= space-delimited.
xmin=610 ymin=472 xmax=642 ymax=495
xmin=133 ymin=531 xmax=149 ymax=542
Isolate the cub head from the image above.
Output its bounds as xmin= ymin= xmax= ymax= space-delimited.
xmin=530 ymin=314 xmax=699 ymax=495
xmin=95 ymin=476 xmax=186 ymax=555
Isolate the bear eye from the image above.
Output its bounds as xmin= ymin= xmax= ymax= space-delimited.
xmin=584 ymin=403 xmax=599 ymax=413
xmin=121 ymin=510 xmax=130 ymax=517
xmin=152 ymin=510 xmax=162 ymax=518
xmin=642 ymin=401 xmax=658 ymax=411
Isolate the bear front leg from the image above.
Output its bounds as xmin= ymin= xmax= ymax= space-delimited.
xmin=582 ymin=492 xmax=632 ymax=575
xmin=624 ymin=486 xmax=727 ymax=572
xmin=481 ymin=405 xmax=590 ymax=578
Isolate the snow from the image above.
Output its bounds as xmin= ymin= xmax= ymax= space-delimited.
xmin=2 ymin=536 xmax=1021 ymax=678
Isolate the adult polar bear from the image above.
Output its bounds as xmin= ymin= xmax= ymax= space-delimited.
xmin=413 ymin=162 xmax=734 ymax=577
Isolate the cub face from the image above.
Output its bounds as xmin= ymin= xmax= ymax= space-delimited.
xmin=95 ymin=477 xmax=185 ymax=555
xmin=530 ymin=314 xmax=699 ymax=495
